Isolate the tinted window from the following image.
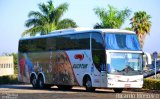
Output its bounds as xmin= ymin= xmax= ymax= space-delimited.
xmin=19 ymin=40 xmax=29 ymax=52
xmin=19 ymin=38 xmax=46 ymax=52
xmin=76 ymin=33 xmax=90 ymax=49
xmin=92 ymin=32 xmax=106 ymax=72
xmin=92 ymin=33 xmax=104 ymax=49
xmin=57 ymin=33 xmax=90 ymax=50
xmin=19 ymin=33 xmax=90 ymax=52
xmin=59 ymin=35 xmax=78 ymax=50
xmin=46 ymin=36 xmax=56 ymax=51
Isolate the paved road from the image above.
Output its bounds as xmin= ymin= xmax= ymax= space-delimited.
xmin=0 ymin=84 xmax=159 ymax=99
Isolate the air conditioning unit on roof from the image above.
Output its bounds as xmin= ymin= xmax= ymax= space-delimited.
xmin=49 ymin=27 xmax=92 ymax=34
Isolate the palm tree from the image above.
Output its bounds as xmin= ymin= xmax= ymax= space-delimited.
xmin=93 ymin=5 xmax=131 ymax=29
xmin=22 ymin=1 xmax=77 ymax=37
xmin=130 ymin=11 xmax=151 ymax=48
xmin=57 ymin=19 xmax=77 ymax=29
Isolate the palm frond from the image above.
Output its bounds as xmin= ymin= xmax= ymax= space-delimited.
xmin=28 ymin=11 xmax=44 ymax=18
xmin=130 ymin=11 xmax=152 ymax=48
xmin=93 ymin=23 xmax=103 ymax=29
xmin=57 ymin=18 xmax=77 ymax=29
xmin=47 ymin=0 xmax=54 ymax=12
xmin=22 ymin=1 xmax=76 ymax=36
xmin=38 ymin=3 xmax=49 ymax=16
xmin=25 ymin=18 xmax=42 ymax=27
xmin=53 ymin=3 xmax=69 ymax=24
xmin=94 ymin=5 xmax=131 ymax=29
xmin=22 ymin=26 xmax=42 ymax=37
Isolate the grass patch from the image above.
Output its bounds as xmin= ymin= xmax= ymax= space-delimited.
xmin=143 ymin=78 xmax=160 ymax=90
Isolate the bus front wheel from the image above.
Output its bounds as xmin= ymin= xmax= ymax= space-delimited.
xmin=84 ymin=77 xmax=95 ymax=92
xmin=113 ymin=88 xmax=123 ymax=93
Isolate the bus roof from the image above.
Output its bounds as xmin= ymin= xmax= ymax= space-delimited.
xmin=20 ymin=28 xmax=135 ymax=40
xmin=49 ymin=28 xmax=135 ymax=34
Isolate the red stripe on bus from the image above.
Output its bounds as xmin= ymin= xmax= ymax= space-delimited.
xmin=64 ymin=51 xmax=80 ymax=86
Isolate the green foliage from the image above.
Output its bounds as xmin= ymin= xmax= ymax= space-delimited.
xmin=12 ymin=53 xmax=18 ymax=74
xmin=0 ymin=75 xmax=19 ymax=84
xmin=143 ymin=78 xmax=160 ymax=90
xmin=124 ymin=27 xmax=133 ymax=31
xmin=93 ymin=5 xmax=131 ymax=29
xmin=57 ymin=18 xmax=77 ymax=29
xmin=130 ymin=11 xmax=152 ymax=48
xmin=130 ymin=11 xmax=151 ymax=35
xmin=22 ymin=0 xmax=77 ymax=37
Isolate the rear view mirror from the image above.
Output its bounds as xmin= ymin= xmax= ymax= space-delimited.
xmin=143 ymin=52 xmax=152 ymax=65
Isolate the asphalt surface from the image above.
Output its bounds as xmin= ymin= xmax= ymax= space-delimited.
xmin=0 ymin=84 xmax=160 ymax=99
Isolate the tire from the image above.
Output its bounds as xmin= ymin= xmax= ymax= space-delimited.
xmin=84 ymin=77 xmax=95 ymax=92
xmin=30 ymin=75 xmax=38 ymax=89
xmin=38 ymin=75 xmax=45 ymax=89
xmin=57 ymin=85 xmax=72 ymax=90
xmin=113 ymin=88 xmax=123 ymax=93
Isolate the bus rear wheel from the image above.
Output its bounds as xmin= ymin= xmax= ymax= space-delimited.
xmin=84 ymin=77 xmax=95 ymax=92
xmin=37 ymin=75 xmax=52 ymax=89
xmin=30 ymin=75 xmax=38 ymax=89
xmin=113 ymin=88 xmax=123 ymax=93
xmin=38 ymin=75 xmax=45 ymax=89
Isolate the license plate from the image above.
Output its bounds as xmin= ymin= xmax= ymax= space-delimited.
xmin=125 ymin=84 xmax=131 ymax=88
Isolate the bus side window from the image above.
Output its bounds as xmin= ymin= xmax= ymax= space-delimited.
xmin=19 ymin=40 xmax=29 ymax=52
xmin=92 ymin=32 xmax=106 ymax=72
xmin=76 ymin=33 xmax=90 ymax=50
xmin=46 ymin=37 xmax=56 ymax=51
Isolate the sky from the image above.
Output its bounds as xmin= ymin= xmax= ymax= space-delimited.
xmin=0 ymin=0 xmax=160 ymax=54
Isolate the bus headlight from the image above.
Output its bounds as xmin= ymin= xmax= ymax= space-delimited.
xmin=108 ymin=78 xmax=118 ymax=82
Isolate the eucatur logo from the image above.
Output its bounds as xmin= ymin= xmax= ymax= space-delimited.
xmin=74 ymin=54 xmax=84 ymax=60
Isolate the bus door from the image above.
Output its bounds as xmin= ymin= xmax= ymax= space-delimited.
xmin=100 ymin=64 xmax=107 ymax=87
xmin=91 ymin=32 xmax=107 ymax=87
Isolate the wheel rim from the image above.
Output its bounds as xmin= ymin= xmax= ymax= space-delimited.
xmin=32 ymin=78 xmax=36 ymax=87
xmin=86 ymin=79 xmax=92 ymax=88
xmin=39 ymin=79 xmax=42 ymax=88
xmin=31 ymin=77 xmax=37 ymax=87
xmin=39 ymin=77 xmax=44 ymax=88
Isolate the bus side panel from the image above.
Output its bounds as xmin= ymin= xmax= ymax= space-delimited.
xmin=18 ymin=52 xmax=33 ymax=83
xmin=18 ymin=51 xmax=79 ymax=85
xmin=66 ymin=50 xmax=93 ymax=86
xmin=48 ymin=51 xmax=78 ymax=85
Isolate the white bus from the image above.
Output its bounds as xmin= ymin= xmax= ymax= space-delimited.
xmin=18 ymin=28 xmax=151 ymax=93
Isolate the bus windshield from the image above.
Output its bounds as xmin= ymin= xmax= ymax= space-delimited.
xmin=108 ymin=53 xmax=143 ymax=75
xmin=105 ymin=33 xmax=141 ymax=51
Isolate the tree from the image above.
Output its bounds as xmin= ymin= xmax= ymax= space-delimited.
xmin=124 ymin=27 xmax=133 ymax=31
xmin=57 ymin=19 xmax=77 ymax=29
xmin=130 ymin=11 xmax=151 ymax=48
xmin=93 ymin=5 xmax=131 ymax=29
xmin=22 ymin=1 xmax=77 ymax=37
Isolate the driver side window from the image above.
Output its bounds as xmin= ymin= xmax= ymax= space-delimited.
xmin=92 ymin=32 xmax=106 ymax=72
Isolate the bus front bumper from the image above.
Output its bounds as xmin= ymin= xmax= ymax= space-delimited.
xmin=107 ymin=74 xmax=143 ymax=88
